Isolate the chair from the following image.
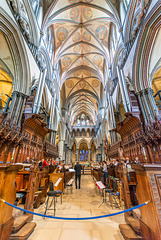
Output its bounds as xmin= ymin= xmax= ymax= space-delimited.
xmin=106 ymin=177 xmax=111 ymax=189
xmin=66 ymin=178 xmax=74 ymax=194
xmin=105 ymin=178 xmax=117 ymax=203
xmin=109 ymin=182 xmax=123 ymax=209
xmin=44 ymin=179 xmax=62 ymax=217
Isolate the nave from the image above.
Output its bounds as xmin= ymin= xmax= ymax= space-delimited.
xmin=28 ymin=175 xmax=124 ymax=240
xmin=0 ymin=0 xmax=161 ymax=239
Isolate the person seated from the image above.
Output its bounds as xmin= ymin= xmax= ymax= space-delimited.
xmin=38 ymin=159 xmax=43 ymax=167
xmin=59 ymin=162 xmax=64 ymax=171
xmin=114 ymin=159 xmax=119 ymax=166
xmin=53 ymin=159 xmax=57 ymax=166
xmin=48 ymin=159 xmax=52 ymax=165
xmin=30 ymin=158 xmax=34 ymax=164
xmin=42 ymin=159 xmax=49 ymax=169
xmin=23 ymin=157 xmax=30 ymax=164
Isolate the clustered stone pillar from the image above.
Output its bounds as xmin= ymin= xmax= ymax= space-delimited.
xmin=58 ymin=140 xmax=64 ymax=160
xmin=76 ymin=149 xmax=79 ymax=162
xmin=88 ymin=149 xmax=91 ymax=164
xmin=49 ymin=94 xmax=56 ymax=130
xmin=69 ymin=148 xmax=72 ymax=163
xmin=109 ymin=95 xmax=117 ymax=144
xmin=33 ymin=68 xmax=47 ymax=114
xmin=117 ymin=66 xmax=131 ymax=112
xmin=17 ymin=94 xmax=27 ymax=126
xmin=50 ymin=131 xmax=57 ymax=145
xmin=6 ymin=91 xmax=27 ymax=126
xmin=137 ymin=88 xmax=158 ymax=123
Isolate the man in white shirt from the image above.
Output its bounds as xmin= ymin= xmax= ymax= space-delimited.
xmin=103 ymin=161 xmax=108 ymax=185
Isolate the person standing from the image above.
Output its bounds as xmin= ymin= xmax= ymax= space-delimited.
xmin=74 ymin=162 xmax=82 ymax=189
xmin=103 ymin=161 xmax=108 ymax=186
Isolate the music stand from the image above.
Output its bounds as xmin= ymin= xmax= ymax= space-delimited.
xmin=95 ymin=181 xmax=107 ymax=208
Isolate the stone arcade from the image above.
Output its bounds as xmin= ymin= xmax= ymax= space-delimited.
xmin=0 ymin=0 xmax=161 ymax=240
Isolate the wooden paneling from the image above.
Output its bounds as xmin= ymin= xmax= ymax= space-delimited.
xmin=0 ymin=164 xmax=23 ymax=240
xmin=132 ymin=164 xmax=161 ymax=240
xmin=49 ymin=172 xmax=64 ymax=192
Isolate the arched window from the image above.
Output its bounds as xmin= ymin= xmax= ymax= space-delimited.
xmin=74 ymin=113 xmax=93 ymax=126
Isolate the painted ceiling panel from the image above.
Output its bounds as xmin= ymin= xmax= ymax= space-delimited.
xmin=44 ymin=0 xmax=120 ymax=126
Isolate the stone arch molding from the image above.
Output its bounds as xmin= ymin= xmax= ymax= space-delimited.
xmin=77 ymin=138 xmax=90 ymax=150
xmin=133 ymin=2 xmax=161 ymax=93
xmin=0 ymin=8 xmax=31 ymax=95
xmin=6 ymin=0 xmax=39 ymax=45
xmin=89 ymin=138 xmax=96 ymax=149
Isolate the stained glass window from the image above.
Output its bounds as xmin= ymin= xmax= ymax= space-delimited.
xmin=74 ymin=114 xmax=92 ymax=126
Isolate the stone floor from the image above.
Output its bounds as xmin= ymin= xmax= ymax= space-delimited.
xmin=28 ymin=175 xmax=125 ymax=240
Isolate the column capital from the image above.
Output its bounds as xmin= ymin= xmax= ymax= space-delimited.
xmin=145 ymin=87 xmax=154 ymax=95
xmin=20 ymin=92 xmax=28 ymax=99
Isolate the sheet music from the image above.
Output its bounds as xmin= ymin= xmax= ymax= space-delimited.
xmin=67 ymin=178 xmax=74 ymax=185
xmin=54 ymin=178 xmax=62 ymax=187
xmin=95 ymin=181 xmax=106 ymax=189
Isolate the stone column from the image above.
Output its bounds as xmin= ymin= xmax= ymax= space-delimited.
xmin=88 ymin=149 xmax=91 ymax=165
xmin=33 ymin=68 xmax=47 ymax=114
xmin=109 ymin=96 xmax=118 ymax=143
xmin=145 ymin=88 xmax=158 ymax=118
xmin=51 ymin=130 xmax=57 ymax=145
xmin=17 ymin=94 xmax=27 ymax=126
xmin=137 ymin=92 xmax=148 ymax=123
xmin=33 ymin=70 xmax=43 ymax=113
xmin=120 ymin=68 xmax=131 ymax=112
xmin=58 ymin=140 xmax=64 ymax=160
xmin=64 ymin=144 xmax=68 ymax=163
xmin=96 ymin=148 xmax=98 ymax=162
xmin=12 ymin=93 xmax=22 ymax=124
xmin=141 ymin=90 xmax=152 ymax=120
xmin=49 ymin=94 xmax=56 ymax=130
xmin=76 ymin=149 xmax=79 ymax=162
xmin=7 ymin=91 xmax=18 ymax=121
xmin=36 ymin=68 xmax=47 ymax=114
xmin=66 ymin=148 xmax=71 ymax=164
xmin=117 ymin=66 xmax=128 ymax=112
xmin=4 ymin=95 xmax=12 ymax=113
xmin=69 ymin=148 xmax=72 ymax=163
xmin=137 ymin=88 xmax=158 ymax=123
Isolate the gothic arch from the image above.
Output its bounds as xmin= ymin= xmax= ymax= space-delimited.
xmin=133 ymin=2 xmax=161 ymax=92
xmin=0 ymin=8 xmax=31 ymax=95
xmin=77 ymin=138 xmax=90 ymax=150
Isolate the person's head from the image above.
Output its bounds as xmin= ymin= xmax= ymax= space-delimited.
xmin=26 ymin=157 xmax=30 ymax=162
xmin=103 ymin=161 xmax=106 ymax=165
xmin=77 ymin=161 xmax=79 ymax=164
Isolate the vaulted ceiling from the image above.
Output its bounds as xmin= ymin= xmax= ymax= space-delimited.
xmin=42 ymin=0 xmax=121 ymax=126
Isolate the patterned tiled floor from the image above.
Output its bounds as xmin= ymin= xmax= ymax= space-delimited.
xmin=28 ymin=175 xmax=125 ymax=240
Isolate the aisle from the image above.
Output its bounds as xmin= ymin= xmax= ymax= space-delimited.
xmin=28 ymin=175 xmax=125 ymax=240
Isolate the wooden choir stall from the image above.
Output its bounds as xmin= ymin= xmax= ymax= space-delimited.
xmin=0 ymin=99 xmax=59 ymax=240
xmin=107 ymin=109 xmax=161 ymax=240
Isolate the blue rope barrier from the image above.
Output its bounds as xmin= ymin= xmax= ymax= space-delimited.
xmin=0 ymin=199 xmax=149 ymax=221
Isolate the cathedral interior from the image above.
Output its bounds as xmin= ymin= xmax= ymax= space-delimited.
xmin=0 ymin=0 xmax=161 ymax=239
